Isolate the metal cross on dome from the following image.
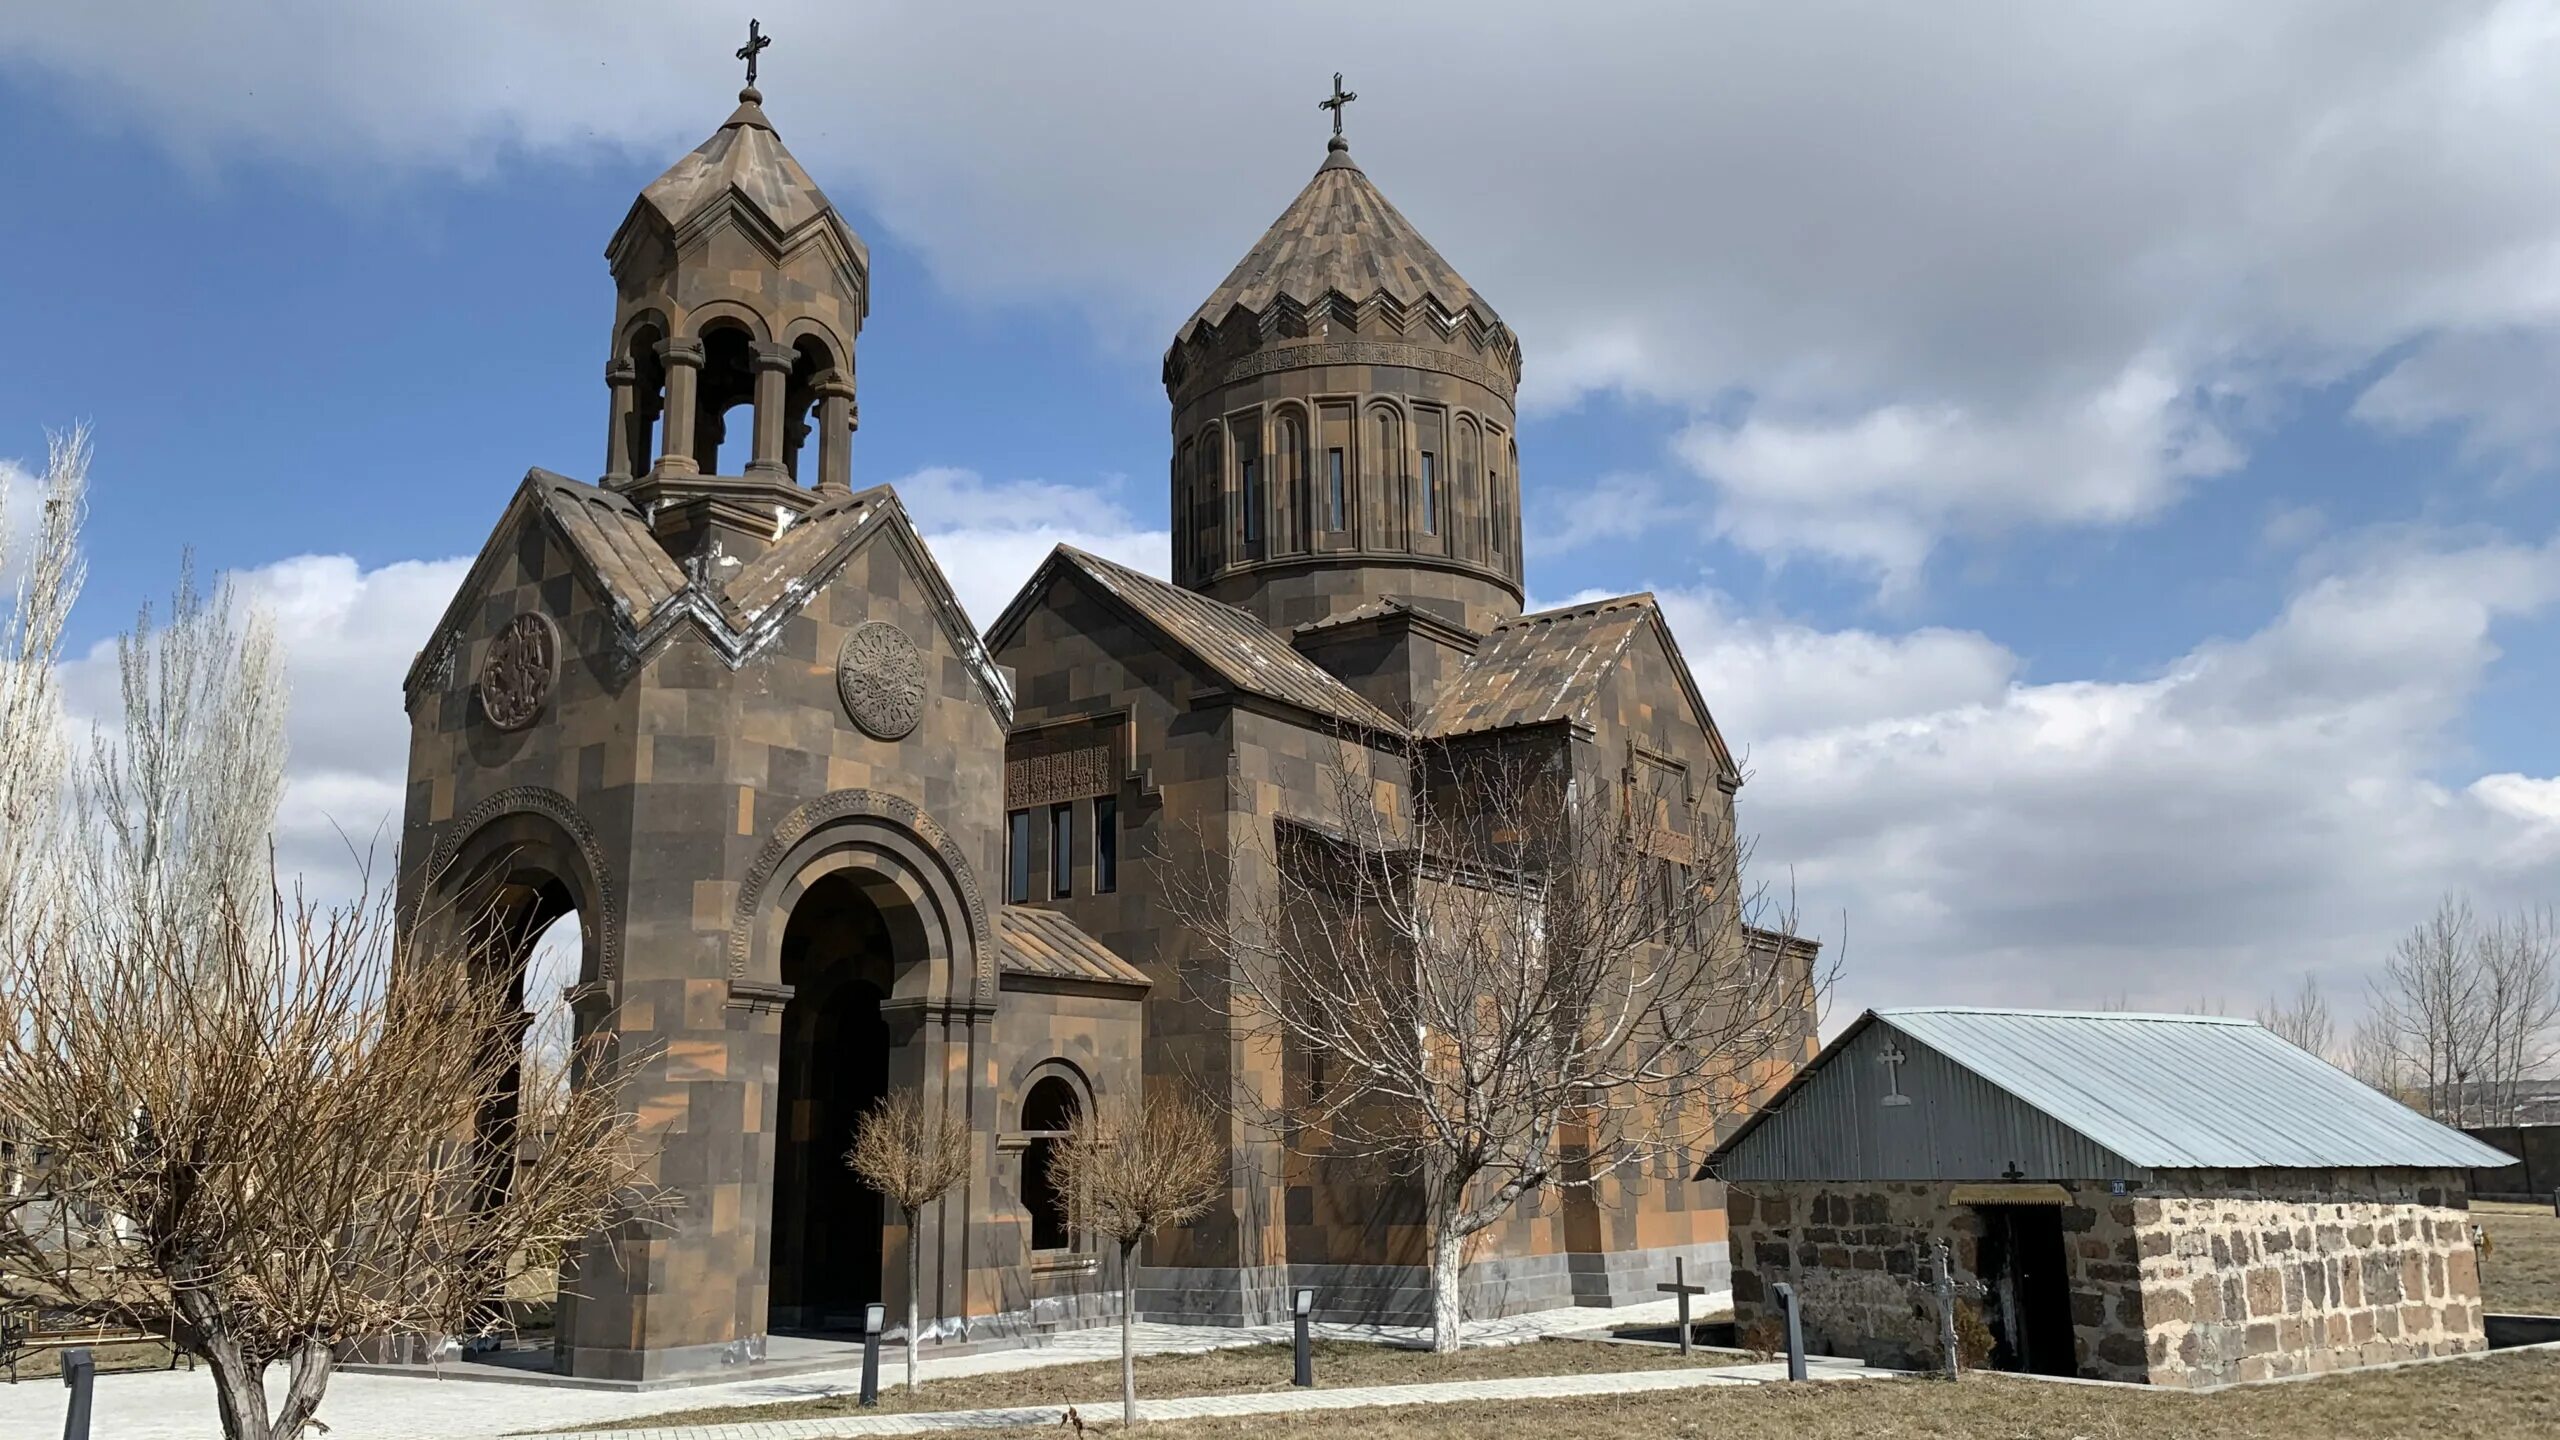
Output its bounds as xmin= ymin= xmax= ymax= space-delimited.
xmin=737 ymin=18 xmax=773 ymax=88
xmin=1318 ymin=71 xmax=1358 ymax=139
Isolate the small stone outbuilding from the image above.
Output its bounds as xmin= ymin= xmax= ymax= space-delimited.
xmin=1701 ymin=1007 xmax=2515 ymax=1388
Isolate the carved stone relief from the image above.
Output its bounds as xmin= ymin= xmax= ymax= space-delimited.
xmin=478 ymin=612 xmax=563 ymax=731
xmin=836 ymin=620 xmax=927 ymax=740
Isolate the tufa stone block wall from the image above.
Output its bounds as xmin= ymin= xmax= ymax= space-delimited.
xmin=1728 ymin=1170 xmax=2487 ymax=1387
xmin=2132 ymin=1167 xmax=2483 ymax=1388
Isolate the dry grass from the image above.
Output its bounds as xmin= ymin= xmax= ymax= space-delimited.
xmin=566 ymin=1338 xmax=1746 ymax=1430
xmin=945 ymin=1349 xmax=2560 ymax=1440
xmin=2475 ymin=1200 xmax=2560 ymax=1315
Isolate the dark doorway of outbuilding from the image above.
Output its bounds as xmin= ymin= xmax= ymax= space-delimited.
xmin=768 ymin=873 xmax=895 ymax=1332
xmin=1975 ymin=1204 xmax=2076 ymax=1377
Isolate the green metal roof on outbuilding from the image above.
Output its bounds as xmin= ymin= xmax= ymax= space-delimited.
xmin=1700 ymin=1007 xmax=2514 ymax=1184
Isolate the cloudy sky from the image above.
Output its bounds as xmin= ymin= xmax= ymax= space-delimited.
xmin=6 ymin=2 xmax=2560 ymax=1024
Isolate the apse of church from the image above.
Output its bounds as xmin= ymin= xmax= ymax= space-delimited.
xmin=398 ymin=56 xmax=1799 ymax=1382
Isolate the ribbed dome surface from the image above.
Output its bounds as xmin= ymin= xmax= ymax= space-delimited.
xmin=1180 ymin=144 xmax=1500 ymax=338
xmin=634 ymin=88 xmax=865 ymax=266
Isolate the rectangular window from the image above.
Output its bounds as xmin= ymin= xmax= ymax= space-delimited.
xmin=1326 ymin=448 xmax=1347 ymax=531
xmin=1094 ymin=795 xmax=1119 ymax=894
xmin=1007 ymin=809 xmax=1033 ymax=903
xmin=1240 ymin=457 xmax=1262 ymax=547
xmin=1050 ymin=802 xmax=1075 ymax=899
xmin=1421 ymin=451 xmax=1439 ymax=535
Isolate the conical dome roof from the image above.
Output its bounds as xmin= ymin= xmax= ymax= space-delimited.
xmin=1178 ymin=141 xmax=1502 ymax=343
xmin=627 ymin=87 xmax=868 ymax=270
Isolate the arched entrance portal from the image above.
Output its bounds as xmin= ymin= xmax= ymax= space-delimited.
xmin=768 ymin=872 xmax=895 ymax=1330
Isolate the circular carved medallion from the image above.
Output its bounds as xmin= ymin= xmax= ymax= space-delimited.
xmin=836 ymin=621 xmax=926 ymax=740
xmin=478 ymin=612 xmax=562 ymax=731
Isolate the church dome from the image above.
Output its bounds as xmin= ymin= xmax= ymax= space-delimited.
xmin=630 ymin=87 xmax=868 ymax=267
xmin=1163 ymin=126 xmax=1526 ymax=638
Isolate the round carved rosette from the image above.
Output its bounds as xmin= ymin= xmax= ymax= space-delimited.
xmin=836 ymin=621 xmax=926 ymax=740
xmin=478 ymin=612 xmax=562 ymax=731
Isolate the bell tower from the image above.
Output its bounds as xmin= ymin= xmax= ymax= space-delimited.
xmin=600 ymin=68 xmax=869 ymax=566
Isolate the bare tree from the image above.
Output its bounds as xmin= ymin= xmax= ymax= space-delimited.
xmin=845 ymin=1087 xmax=972 ymax=1394
xmin=1161 ymin=733 xmax=1825 ymax=1352
xmin=1047 ymin=1096 xmax=1224 ymax=1427
xmin=2256 ymin=975 xmax=2334 ymax=1059
xmin=2345 ymin=1014 xmax=2406 ymax=1100
xmin=0 ymin=424 xmax=86 ymax=944
xmin=73 ymin=554 xmax=287 ymax=961
xmin=2475 ymin=906 xmax=2560 ymax=1122
xmin=0 ymin=880 xmax=652 ymax=1440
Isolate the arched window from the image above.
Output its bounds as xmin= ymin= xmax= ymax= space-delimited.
xmin=1233 ymin=413 xmax=1263 ymax=557
xmin=622 ymin=320 xmax=666 ymax=477
xmin=1021 ymin=1076 xmax=1082 ymax=1253
xmin=1275 ymin=409 xmax=1309 ymax=552
xmin=1454 ymin=419 xmax=1481 ymax=558
xmin=1369 ymin=406 xmax=1405 ymax=544
xmin=695 ymin=322 xmax=758 ymax=475
xmin=1195 ymin=427 xmax=1225 ymax=573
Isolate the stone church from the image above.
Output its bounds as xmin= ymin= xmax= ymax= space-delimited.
xmin=397 ymin=74 xmax=1806 ymax=1382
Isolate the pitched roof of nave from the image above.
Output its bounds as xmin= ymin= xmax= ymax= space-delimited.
xmin=618 ymin=85 xmax=869 ymax=273
xmin=988 ymin=547 xmax=1400 ymax=733
xmin=1175 ymin=139 xmax=1506 ymax=348
xmin=998 ymin=905 xmax=1151 ymax=989
xmin=1424 ymin=593 xmax=1736 ymax=779
xmin=400 ymin=472 xmax=1009 ymax=722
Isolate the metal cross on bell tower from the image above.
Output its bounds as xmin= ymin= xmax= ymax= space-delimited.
xmin=1318 ymin=71 xmax=1358 ymax=141
xmin=736 ymin=18 xmax=773 ymax=89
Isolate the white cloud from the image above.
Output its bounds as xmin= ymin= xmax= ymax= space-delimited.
xmin=884 ymin=466 xmax=1164 ymax=625
xmin=15 ymin=4 xmax=2560 ymax=578
xmin=1643 ymin=532 xmax=2560 ymax=1019
xmin=0 ymin=458 xmax=37 ymax=589
xmin=2354 ymin=327 xmax=2560 ymax=472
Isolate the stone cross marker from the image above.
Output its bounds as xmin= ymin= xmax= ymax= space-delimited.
xmin=1909 ymin=1236 xmax=1985 ymax=1378
xmin=736 ymin=18 xmax=772 ymax=88
xmin=1318 ymin=72 xmax=1358 ymax=139
xmin=1656 ymin=1254 xmax=1712 ymax=1357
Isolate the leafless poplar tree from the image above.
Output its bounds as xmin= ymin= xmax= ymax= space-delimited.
xmin=2367 ymin=895 xmax=2560 ymax=1125
xmin=1046 ymin=1096 xmax=1224 ymax=1427
xmin=845 ymin=1088 xmax=972 ymax=1393
xmin=2255 ymin=975 xmax=2334 ymax=1059
xmin=0 ymin=425 xmax=87 ymax=944
xmin=1160 ymin=733 xmax=1825 ymax=1352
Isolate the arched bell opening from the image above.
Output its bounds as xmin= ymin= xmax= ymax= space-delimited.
xmin=695 ymin=321 xmax=760 ymax=477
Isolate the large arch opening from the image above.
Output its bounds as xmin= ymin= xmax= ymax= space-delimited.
xmin=767 ymin=870 xmax=897 ymax=1331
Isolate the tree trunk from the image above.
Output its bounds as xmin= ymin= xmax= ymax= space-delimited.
xmin=1428 ymin=1210 xmax=1466 ymax=1354
xmin=201 ymin=1336 xmax=270 ymax=1440
xmin=1120 ymin=1237 xmax=1140 ymax=1428
xmin=906 ymin=1220 xmax=922 ymax=1393
xmin=269 ymin=1337 xmax=334 ymax=1440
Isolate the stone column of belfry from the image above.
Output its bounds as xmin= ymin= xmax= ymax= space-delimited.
xmin=814 ymin=373 xmax=855 ymax=495
xmin=655 ymin=336 xmax=705 ymax=477
xmin=603 ymin=357 xmax=638 ymax=484
xmin=748 ymin=342 xmax=795 ymax=480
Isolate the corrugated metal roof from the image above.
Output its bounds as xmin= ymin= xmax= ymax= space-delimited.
xmin=997 ymin=905 xmax=1150 ymax=989
xmin=1704 ymin=1007 xmax=2512 ymax=1179
xmin=1424 ymin=595 xmax=1652 ymax=737
xmin=1881 ymin=1008 xmax=2512 ymax=1170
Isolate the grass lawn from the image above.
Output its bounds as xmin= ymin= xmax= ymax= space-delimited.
xmin=944 ymin=1349 xmax=2560 ymax=1440
xmin=2475 ymin=1199 xmax=2560 ymax=1315
xmin=563 ymin=1338 xmax=1747 ymax=1430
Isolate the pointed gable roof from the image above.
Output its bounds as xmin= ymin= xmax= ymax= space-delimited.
xmin=988 ymin=546 xmax=1399 ymax=733
xmin=402 ymin=473 xmax=1009 ymax=727
xmin=1177 ymin=142 xmax=1502 ymax=344
xmin=1424 ymin=592 xmax=1735 ymax=779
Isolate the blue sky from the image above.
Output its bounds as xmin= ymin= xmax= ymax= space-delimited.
xmin=7 ymin=3 xmax=2560 ymax=1025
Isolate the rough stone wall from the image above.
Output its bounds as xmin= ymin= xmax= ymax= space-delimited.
xmin=1727 ymin=1181 xmax=2144 ymax=1377
xmin=2132 ymin=1168 xmax=2484 ymax=1388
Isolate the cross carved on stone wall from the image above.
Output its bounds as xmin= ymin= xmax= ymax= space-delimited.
xmin=737 ymin=18 xmax=773 ymax=88
xmin=1318 ymin=72 xmax=1358 ymax=139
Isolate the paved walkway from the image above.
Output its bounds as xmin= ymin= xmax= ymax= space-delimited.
xmin=0 ymin=1296 xmax=1755 ymax=1440
xmin=552 ymin=1356 xmax=1881 ymax=1440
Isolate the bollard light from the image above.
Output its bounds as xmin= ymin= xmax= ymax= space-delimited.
xmin=60 ymin=1346 xmax=95 ymax=1440
xmin=1292 ymin=1288 xmax=1315 ymax=1388
xmin=859 ymin=1302 xmax=884 ymax=1407
xmin=1772 ymin=1283 xmax=1807 ymax=1382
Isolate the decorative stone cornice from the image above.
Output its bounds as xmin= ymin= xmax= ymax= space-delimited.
xmin=1171 ymin=335 xmax=1516 ymax=412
